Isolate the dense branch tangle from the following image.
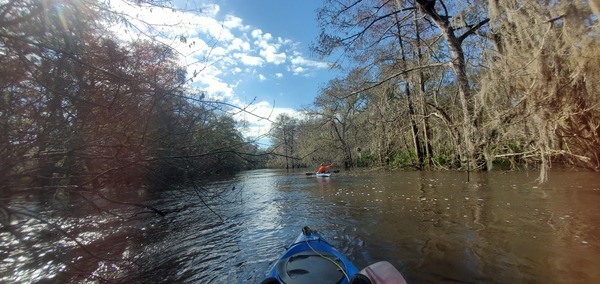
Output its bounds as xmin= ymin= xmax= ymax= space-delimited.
xmin=1 ymin=1 xmax=269 ymax=282
xmin=308 ymin=0 xmax=599 ymax=178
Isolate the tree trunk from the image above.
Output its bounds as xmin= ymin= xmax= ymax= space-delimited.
xmin=446 ymin=34 xmax=476 ymax=170
xmin=415 ymin=10 xmax=432 ymax=168
xmin=420 ymin=79 xmax=433 ymax=168
xmin=415 ymin=0 xmax=486 ymax=170
xmin=331 ymin=119 xmax=353 ymax=169
xmin=395 ymin=13 xmax=424 ymax=169
xmin=405 ymin=83 xmax=424 ymax=169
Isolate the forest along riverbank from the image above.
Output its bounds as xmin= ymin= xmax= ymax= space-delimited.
xmin=1 ymin=169 xmax=599 ymax=283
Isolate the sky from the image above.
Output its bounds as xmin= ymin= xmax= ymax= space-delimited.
xmin=111 ymin=0 xmax=338 ymax=146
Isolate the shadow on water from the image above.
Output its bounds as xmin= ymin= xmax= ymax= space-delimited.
xmin=2 ymin=168 xmax=599 ymax=283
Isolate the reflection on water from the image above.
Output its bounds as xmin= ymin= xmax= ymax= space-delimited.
xmin=2 ymin=169 xmax=599 ymax=283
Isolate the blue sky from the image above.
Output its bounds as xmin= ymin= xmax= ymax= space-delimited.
xmin=217 ymin=0 xmax=331 ymax=107
xmin=111 ymin=0 xmax=337 ymax=144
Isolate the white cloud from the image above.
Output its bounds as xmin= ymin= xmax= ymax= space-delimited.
xmin=292 ymin=66 xmax=305 ymax=75
xmin=197 ymin=76 xmax=235 ymax=100
xmin=291 ymin=55 xmax=330 ymax=69
xmin=231 ymin=101 xmax=302 ymax=141
xmin=234 ymin=53 xmax=264 ymax=66
xmin=251 ymin=29 xmax=287 ymax=64
xmin=288 ymin=55 xmax=331 ymax=75
xmin=251 ymin=29 xmax=273 ymax=42
xmin=260 ymin=45 xmax=286 ymax=64
xmin=223 ymin=14 xmax=247 ymax=30
xmin=228 ymin=38 xmax=251 ymax=52
xmin=108 ymin=1 xmax=326 ymax=143
xmin=109 ymin=0 xmax=328 ymax=83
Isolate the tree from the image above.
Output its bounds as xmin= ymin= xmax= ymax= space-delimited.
xmin=314 ymin=0 xmax=491 ymax=170
xmin=269 ymin=113 xmax=300 ymax=170
xmin=412 ymin=0 xmax=490 ymax=170
xmin=309 ymin=0 xmax=598 ymax=179
xmin=0 ymin=1 xmax=264 ymax=281
xmin=313 ymin=70 xmax=372 ymax=169
xmin=479 ymin=0 xmax=600 ymax=181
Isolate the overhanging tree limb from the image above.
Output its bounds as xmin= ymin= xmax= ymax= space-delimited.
xmin=343 ymin=62 xmax=447 ymax=99
xmin=458 ymin=18 xmax=490 ymax=43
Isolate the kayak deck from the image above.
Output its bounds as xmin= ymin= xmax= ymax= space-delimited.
xmin=263 ymin=227 xmax=408 ymax=284
xmin=276 ymin=251 xmax=347 ymax=283
xmin=264 ymin=227 xmax=358 ymax=284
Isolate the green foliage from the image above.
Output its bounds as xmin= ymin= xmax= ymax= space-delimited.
xmin=433 ymin=155 xmax=449 ymax=168
xmin=388 ymin=152 xmax=412 ymax=169
xmin=355 ymin=153 xmax=376 ymax=168
xmin=492 ymin=158 xmax=515 ymax=171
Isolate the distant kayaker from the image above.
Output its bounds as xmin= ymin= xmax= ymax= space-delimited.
xmin=317 ymin=163 xmax=332 ymax=174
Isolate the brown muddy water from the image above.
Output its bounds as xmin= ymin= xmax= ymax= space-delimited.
xmin=1 ymin=169 xmax=599 ymax=283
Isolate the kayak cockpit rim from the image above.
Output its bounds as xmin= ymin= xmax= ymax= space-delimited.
xmin=262 ymin=226 xmax=407 ymax=284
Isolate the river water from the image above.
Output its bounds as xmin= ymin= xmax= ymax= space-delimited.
xmin=2 ymin=169 xmax=599 ymax=283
